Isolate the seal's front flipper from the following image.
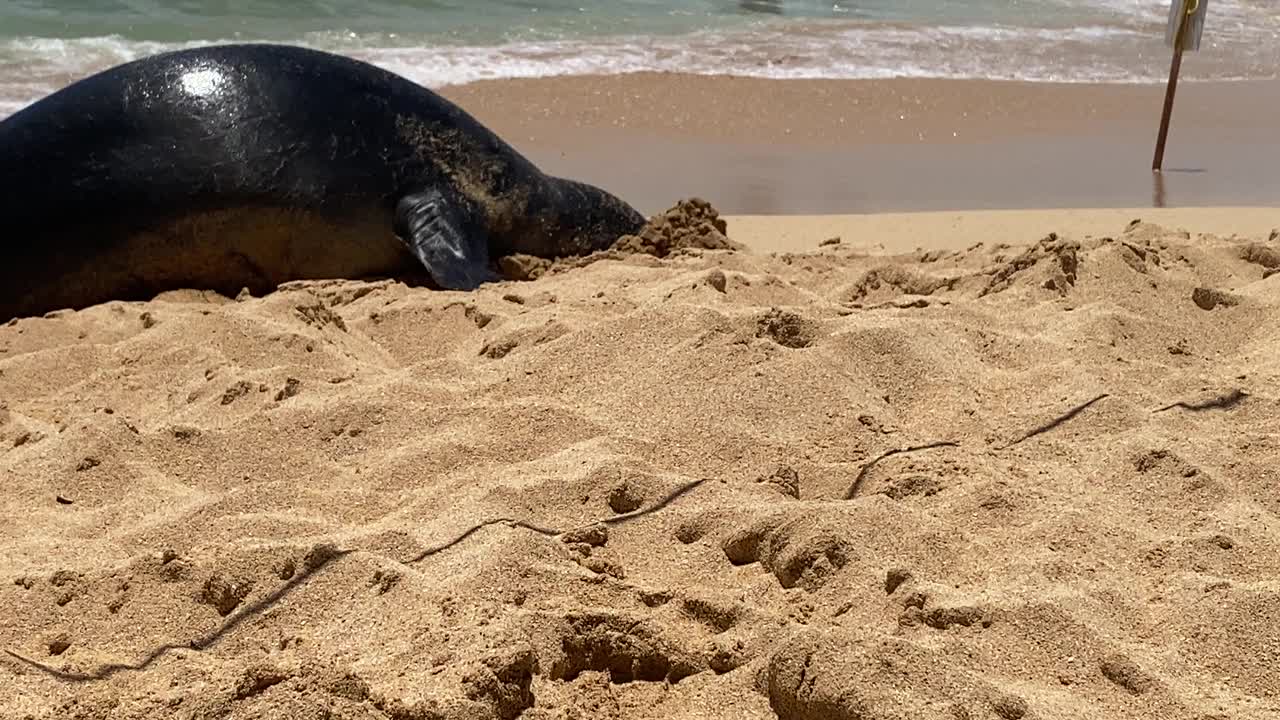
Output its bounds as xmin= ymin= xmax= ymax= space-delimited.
xmin=394 ymin=189 xmax=499 ymax=290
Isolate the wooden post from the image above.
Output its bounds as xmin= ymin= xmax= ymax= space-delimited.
xmin=1152 ymin=0 xmax=1199 ymax=171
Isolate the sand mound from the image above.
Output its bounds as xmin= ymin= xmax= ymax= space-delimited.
xmin=1 ymin=216 xmax=1278 ymax=719
xmin=499 ymin=198 xmax=744 ymax=281
xmin=610 ymin=198 xmax=741 ymax=257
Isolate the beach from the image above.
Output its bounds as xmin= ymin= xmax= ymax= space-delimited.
xmin=2 ymin=198 xmax=1279 ymax=719
xmin=440 ymin=74 xmax=1280 ymax=214
xmin=3 ymin=1 xmax=1280 ymax=718
xmin=2 ymin=0 xmax=1278 ymax=219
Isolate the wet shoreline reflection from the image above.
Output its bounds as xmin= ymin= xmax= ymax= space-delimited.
xmin=1151 ymin=167 xmax=1209 ymax=208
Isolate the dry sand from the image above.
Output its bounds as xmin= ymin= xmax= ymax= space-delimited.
xmin=2 ymin=202 xmax=1278 ymax=719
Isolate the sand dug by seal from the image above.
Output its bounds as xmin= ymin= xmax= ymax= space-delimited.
xmin=499 ymin=198 xmax=744 ymax=280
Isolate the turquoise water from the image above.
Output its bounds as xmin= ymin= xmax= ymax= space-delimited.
xmin=2 ymin=1 xmax=1278 ymax=116
xmin=2 ymin=1 xmax=1059 ymax=42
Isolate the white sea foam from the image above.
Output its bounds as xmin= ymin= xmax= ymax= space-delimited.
xmin=1 ymin=11 xmax=1277 ymax=119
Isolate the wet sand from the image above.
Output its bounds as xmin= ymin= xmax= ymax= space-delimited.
xmin=440 ymin=75 xmax=1280 ymax=214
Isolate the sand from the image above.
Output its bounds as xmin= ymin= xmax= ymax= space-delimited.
xmin=441 ymin=75 xmax=1280 ymax=147
xmin=1 ymin=200 xmax=1278 ymax=719
xmin=439 ymin=75 xmax=1280 ymax=214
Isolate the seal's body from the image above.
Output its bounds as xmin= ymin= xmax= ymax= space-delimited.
xmin=0 ymin=43 xmax=645 ymax=320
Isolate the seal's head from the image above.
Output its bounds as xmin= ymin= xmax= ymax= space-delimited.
xmin=504 ymin=177 xmax=647 ymax=259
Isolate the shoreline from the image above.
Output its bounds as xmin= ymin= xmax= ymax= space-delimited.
xmin=441 ymin=74 xmax=1280 ymax=146
xmin=4 ymin=71 xmax=1277 ymax=216
xmin=438 ymin=74 xmax=1280 ymax=216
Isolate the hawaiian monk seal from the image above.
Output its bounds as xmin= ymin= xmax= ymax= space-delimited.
xmin=0 ymin=43 xmax=646 ymax=321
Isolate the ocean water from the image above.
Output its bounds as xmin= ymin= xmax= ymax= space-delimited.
xmin=1 ymin=1 xmax=1278 ymax=117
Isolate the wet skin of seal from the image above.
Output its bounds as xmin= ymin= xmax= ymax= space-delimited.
xmin=0 ymin=43 xmax=646 ymax=321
